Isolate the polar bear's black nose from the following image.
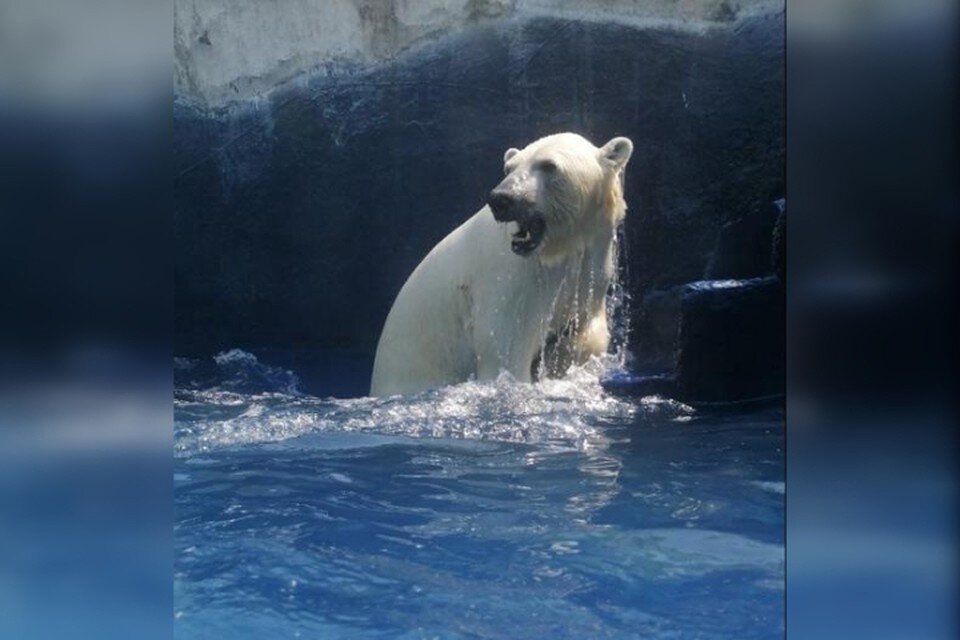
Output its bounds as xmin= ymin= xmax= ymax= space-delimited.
xmin=488 ymin=191 xmax=516 ymax=222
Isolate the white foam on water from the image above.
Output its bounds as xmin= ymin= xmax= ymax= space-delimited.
xmin=174 ymin=354 xmax=692 ymax=457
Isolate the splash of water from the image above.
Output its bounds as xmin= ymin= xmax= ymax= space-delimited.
xmin=175 ymin=348 xmax=301 ymax=395
xmin=174 ymin=351 xmax=692 ymax=457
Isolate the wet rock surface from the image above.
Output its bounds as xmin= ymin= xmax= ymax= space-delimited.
xmin=175 ymin=11 xmax=784 ymax=377
xmin=675 ymin=276 xmax=784 ymax=402
xmin=704 ymin=202 xmax=780 ymax=281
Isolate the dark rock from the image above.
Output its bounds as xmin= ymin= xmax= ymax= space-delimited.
xmin=631 ymin=286 xmax=683 ymax=371
xmin=675 ymin=276 xmax=784 ymax=402
xmin=703 ymin=204 xmax=778 ymax=280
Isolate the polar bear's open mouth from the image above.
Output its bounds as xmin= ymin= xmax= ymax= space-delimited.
xmin=509 ymin=215 xmax=546 ymax=256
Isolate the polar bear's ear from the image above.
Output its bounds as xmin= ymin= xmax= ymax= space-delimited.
xmin=600 ymin=137 xmax=633 ymax=169
xmin=503 ymin=148 xmax=520 ymax=164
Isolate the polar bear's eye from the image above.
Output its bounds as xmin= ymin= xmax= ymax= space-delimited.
xmin=538 ymin=160 xmax=558 ymax=174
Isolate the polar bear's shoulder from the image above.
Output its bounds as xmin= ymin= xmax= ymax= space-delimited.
xmin=410 ymin=207 xmax=510 ymax=280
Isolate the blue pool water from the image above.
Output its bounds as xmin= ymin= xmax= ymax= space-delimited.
xmin=175 ymin=351 xmax=783 ymax=639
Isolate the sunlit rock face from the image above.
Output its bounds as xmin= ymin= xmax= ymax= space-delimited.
xmin=174 ymin=1 xmax=784 ymax=366
xmin=175 ymin=0 xmax=782 ymax=108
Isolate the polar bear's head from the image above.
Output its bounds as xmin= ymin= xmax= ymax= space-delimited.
xmin=487 ymin=132 xmax=633 ymax=259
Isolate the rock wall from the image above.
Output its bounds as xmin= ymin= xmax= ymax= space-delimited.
xmin=174 ymin=2 xmax=784 ymax=367
xmin=175 ymin=0 xmax=782 ymax=108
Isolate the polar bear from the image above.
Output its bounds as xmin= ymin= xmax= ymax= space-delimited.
xmin=370 ymin=132 xmax=633 ymax=397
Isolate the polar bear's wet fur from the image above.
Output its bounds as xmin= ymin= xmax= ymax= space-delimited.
xmin=370 ymin=132 xmax=633 ymax=397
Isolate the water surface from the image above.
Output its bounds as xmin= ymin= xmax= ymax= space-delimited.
xmin=175 ymin=351 xmax=783 ymax=638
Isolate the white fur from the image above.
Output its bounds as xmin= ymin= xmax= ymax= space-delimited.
xmin=370 ymin=133 xmax=632 ymax=397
